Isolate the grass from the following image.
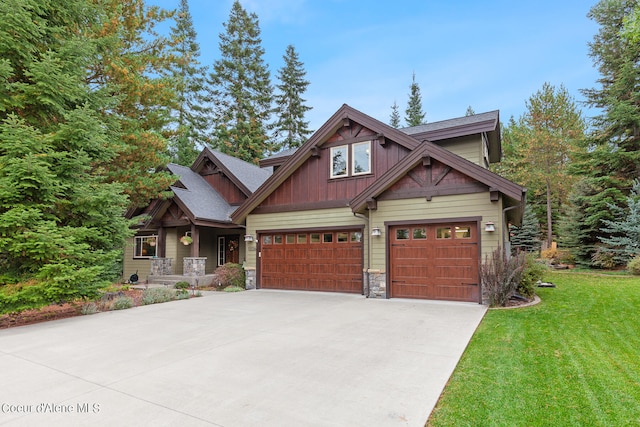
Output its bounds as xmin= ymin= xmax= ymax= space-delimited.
xmin=427 ymin=271 xmax=640 ymax=427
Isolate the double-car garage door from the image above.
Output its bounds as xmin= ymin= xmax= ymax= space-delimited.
xmin=258 ymin=222 xmax=479 ymax=302
xmin=259 ymin=229 xmax=363 ymax=293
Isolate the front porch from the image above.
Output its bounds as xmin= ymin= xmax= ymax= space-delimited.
xmin=145 ymin=256 xmax=218 ymax=288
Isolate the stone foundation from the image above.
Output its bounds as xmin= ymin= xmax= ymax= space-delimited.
xmin=365 ymin=270 xmax=386 ymax=298
xmin=244 ymin=268 xmax=256 ymax=290
xmin=150 ymin=258 xmax=173 ymax=276
xmin=183 ymin=257 xmax=206 ymax=277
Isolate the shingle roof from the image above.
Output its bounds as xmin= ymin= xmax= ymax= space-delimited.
xmin=207 ymin=149 xmax=272 ymax=193
xmin=167 ymin=163 xmax=236 ymax=223
xmin=400 ymin=110 xmax=500 ymax=136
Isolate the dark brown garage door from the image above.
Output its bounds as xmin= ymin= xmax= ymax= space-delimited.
xmin=259 ymin=230 xmax=363 ymax=293
xmin=390 ymin=222 xmax=479 ymax=302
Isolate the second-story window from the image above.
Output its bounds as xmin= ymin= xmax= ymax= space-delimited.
xmin=352 ymin=141 xmax=371 ymax=175
xmin=330 ymin=145 xmax=348 ymax=178
xmin=330 ymin=141 xmax=371 ymax=178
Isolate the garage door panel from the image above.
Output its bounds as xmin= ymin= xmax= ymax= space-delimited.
xmin=260 ymin=230 xmax=362 ymax=293
xmin=391 ymin=222 xmax=479 ymax=302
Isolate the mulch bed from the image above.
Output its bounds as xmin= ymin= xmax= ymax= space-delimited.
xmin=0 ymin=289 xmax=145 ymax=330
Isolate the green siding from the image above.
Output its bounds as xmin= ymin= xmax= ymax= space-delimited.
xmin=436 ymin=135 xmax=483 ymax=166
xmin=123 ymin=237 xmax=151 ymax=281
xmin=370 ymin=192 xmax=504 ymax=271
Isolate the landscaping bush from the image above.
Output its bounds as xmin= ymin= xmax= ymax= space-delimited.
xmin=81 ymin=302 xmax=99 ymax=315
xmin=214 ymin=263 xmax=245 ymax=289
xmin=174 ymin=281 xmax=190 ymax=290
xmin=481 ymin=247 xmax=526 ymax=307
xmin=142 ymin=287 xmax=175 ymax=305
xmin=112 ymin=296 xmax=133 ymax=310
xmin=175 ymin=289 xmax=190 ymax=299
xmin=591 ymin=246 xmax=618 ymax=269
xmin=627 ymin=256 xmax=640 ymax=275
xmin=518 ymin=255 xmax=548 ymax=298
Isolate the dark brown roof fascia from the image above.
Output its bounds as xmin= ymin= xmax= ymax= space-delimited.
xmin=194 ymin=147 xmax=253 ymax=197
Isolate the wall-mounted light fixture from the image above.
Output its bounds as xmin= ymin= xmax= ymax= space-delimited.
xmin=371 ymin=226 xmax=381 ymax=236
xmin=484 ymin=222 xmax=496 ymax=232
xmin=244 ymin=234 xmax=255 ymax=242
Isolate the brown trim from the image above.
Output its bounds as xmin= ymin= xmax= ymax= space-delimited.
xmin=257 ymin=224 xmax=364 ymax=235
xmin=252 ymin=200 xmax=351 ymax=214
xmin=193 ymin=147 xmax=252 ymax=197
xmin=377 ymin=183 xmax=487 ymax=202
xmin=384 ymin=216 xmax=482 ymax=227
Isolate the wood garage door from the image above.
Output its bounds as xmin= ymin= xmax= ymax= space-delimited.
xmin=259 ymin=230 xmax=363 ymax=293
xmin=390 ymin=222 xmax=479 ymax=302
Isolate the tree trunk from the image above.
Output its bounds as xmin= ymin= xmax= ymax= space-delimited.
xmin=546 ymin=178 xmax=553 ymax=247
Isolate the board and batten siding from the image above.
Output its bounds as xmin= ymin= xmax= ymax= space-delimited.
xmin=245 ymin=207 xmax=369 ymax=270
xmin=369 ymin=192 xmax=503 ymax=271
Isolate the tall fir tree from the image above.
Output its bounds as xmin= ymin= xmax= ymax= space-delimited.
xmin=598 ymin=179 xmax=640 ymax=264
xmin=389 ymin=101 xmax=401 ymax=128
xmin=510 ymin=204 xmax=542 ymax=254
xmin=569 ymin=0 xmax=640 ymax=265
xmin=0 ymin=0 xmax=132 ymax=308
xmin=465 ymin=106 xmax=476 ymax=116
xmin=405 ymin=72 xmax=426 ymax=126
xmin=272 ymin=44 xmax=312 ymax=151
xmin=168 ymin=0 xmax=211 ymax=166
xmin=208 ymin=0 xmax=274 ymax=163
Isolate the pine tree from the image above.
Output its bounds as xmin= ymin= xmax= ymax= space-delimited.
xmin=168 ymin=0 xmax=210 ymax=166
xmin=89 ymin=0 xmax=177 ymax=207
xmin=465 ymin=106 xmax=476 ymax=116
xmin=272 ymin=44 xmax=312 ymax=151
xmin=389 ymin=101 xmax=401 ymax=128
xmin=510 ymin=204 xmax=542 ymax=254
xmin=405 ymin=72 xmax=426 ymax=126
xmin=569 ymin=0 xmax=640 ymax=265
xmin=0 ymin=0 xmax=132 ymax=308
xmin=208 ymin=0 xmax=274 ymax=163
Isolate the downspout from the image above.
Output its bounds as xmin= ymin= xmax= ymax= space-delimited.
xmin=354 ymin=212 xmax=370 ymax=298
xmin=502 ymin=196 xmax=526 ymax=251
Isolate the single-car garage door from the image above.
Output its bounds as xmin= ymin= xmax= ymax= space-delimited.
xmin=259 ymin=230 xmax=363 ymax=293
xmin=390 ymin=222 xmax=479 ymax=302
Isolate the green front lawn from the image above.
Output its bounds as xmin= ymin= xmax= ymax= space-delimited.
xmin=428 ymin=272 xmax=640 ymax=427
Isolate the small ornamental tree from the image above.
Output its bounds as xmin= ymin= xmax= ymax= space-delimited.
xmin=598 ymin=179 xmax=640 ymax=264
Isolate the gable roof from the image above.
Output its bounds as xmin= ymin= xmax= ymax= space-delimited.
xmin=192 ymin=147 xmax=272 ymax=196
xmin=231 ymin=104 xmax=521 ymax=224
xmin=167 ymin=163 xmax=237 ymax=224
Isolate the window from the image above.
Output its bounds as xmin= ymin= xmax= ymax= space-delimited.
xmin=337 ymin=232 xmax=348 ymax=242
xmin=437 ymin=227 xmax=452 ymax=239
xmin=297 ymin=234 xmax=307 ymax=244
xmin=330 ymin=146 xmax=348 ymax=178
xmin=310 ymin=233 xmax=321 ymax=243
xmin=352 ymin=142 xmax=371 ymax=175
xmin=274 ymin=235 xmax=283 ymax=244
xmin=218 ymin=236 xmax=226 ymax=266
xmin=455 ymin=226 xmax=471 ymax=239
xmin=134 ymin=235 xmax=157 ymax=258
xmin=396 ymin=229 xmax=410 ymax=240
xmin=350 ymin=231 xmax=363 ymax=243
xmin=286 ymin=234 xmax=295 ymax=244
xmin=413 ymin=228 xmax=427 ymax=239
xmin=323 ymin=233 xmax=333 ymax=243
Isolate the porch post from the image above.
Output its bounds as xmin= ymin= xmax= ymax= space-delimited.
xmin=190 ymin=223 xmax=200 ymax=257
xmin=157 ymin=226 xmax=166 ymax=258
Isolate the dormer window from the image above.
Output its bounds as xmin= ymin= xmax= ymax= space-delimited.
xmin=330 ymin=141 xmax=371 ymax=178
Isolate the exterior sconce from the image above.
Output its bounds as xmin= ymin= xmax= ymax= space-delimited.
xmin=244 ymin=234 xmax=255 ymax=242
xmin=371 ymin=227 xmax=382 ymax=236
xmin=484 ymin=222 xmax=496 ymax=232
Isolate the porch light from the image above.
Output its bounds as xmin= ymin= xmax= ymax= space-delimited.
xmin=484 ymin=222 xmax=496 ymax=232
xmin=244 ymin=234 xmax=255 ymax=242
xmin=371 ymin=227 xmax=381 ymax=237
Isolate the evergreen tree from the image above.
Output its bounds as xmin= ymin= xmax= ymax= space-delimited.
xmin=570 ymin=0 xmax=640 ymax=265
xmin=0 ymin=0 xmax=131 ymax=308
xmin=510 ymin=204 xmax=542 ymax=254
xmin=389 ymin=101 xmax=401 ymax=128
xmin=168 ymin=0 xmax=210 ymax=166
xmin=208 ymin=0 xmax=274 ymax=163
xmin=89 ymin=0 xmax=177 ymax=207
xmin=405 ymin=72 xmax=426 ymax=126
xmin=598 ymin=179 xmax=640 ymax=264
xmin=465 ymin=106 xmax=476 ymax=116
xmin=272 ymin=44 xmax=312 ymax=151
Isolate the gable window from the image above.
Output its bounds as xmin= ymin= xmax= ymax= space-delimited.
xmin=352 ymin=142 xmax=371 ymax=175
xmin=330 ymin=146 xmax=348 ymax=178
xmin=134 ymin=235 xmax=157 ymax=258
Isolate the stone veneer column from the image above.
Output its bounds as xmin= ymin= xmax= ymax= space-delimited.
xmin=366 ymin=270 xmax=386 ymax=298
xmin=150 ymin=258 xmax=173 ymax=275
xmin=244 ymin=268 xmax=256 ymax=290
xmin=183 ymin=257 xmax=206 ymax=276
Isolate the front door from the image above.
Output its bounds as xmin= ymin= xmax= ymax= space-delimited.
xmin=218 ymin=235 xmax=240 ymax=266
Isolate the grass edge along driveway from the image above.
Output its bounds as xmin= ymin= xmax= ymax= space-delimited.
xmin=427 ymin=271 xmax=640 ymax=427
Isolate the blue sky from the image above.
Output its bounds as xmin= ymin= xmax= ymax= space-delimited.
xmin=151 ymin=0 xmax=601 ymax=132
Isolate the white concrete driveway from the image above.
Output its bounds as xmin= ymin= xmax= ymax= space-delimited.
xmin=0 ymin=290 xmax=486 ymax=427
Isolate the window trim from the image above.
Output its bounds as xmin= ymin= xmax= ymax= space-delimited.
xmin=352 ymin=141 xmax=371 ymax=176
xmin=134 ymin=235 xmax=158 ymax=259
xmin=330 ymin=145 xmax=349 ymax=178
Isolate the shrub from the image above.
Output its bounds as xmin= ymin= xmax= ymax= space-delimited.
xmin=214 ymin=263 xmax=245 ymax=289
xmin=142 ymin=287 xmax=175 ymax=305
xmin=518 ymin=255 xmax=548 ymax=298
xmin=481 ymin=247 xmax=526 ymax=307
xmin=112 ymin=296 xmax=133 ymax=310
xmin=174 ymin=281 xmax=190 ymax=290
xmin=175 ymin=289 xmax=190 ymax=300
xmin=591 ymin=246 xmax=618 ymax=269
xmin=627 ymin=256 xmax=640 ymax=275
xmin=81 ymin=302 xmax=99 ymax=315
